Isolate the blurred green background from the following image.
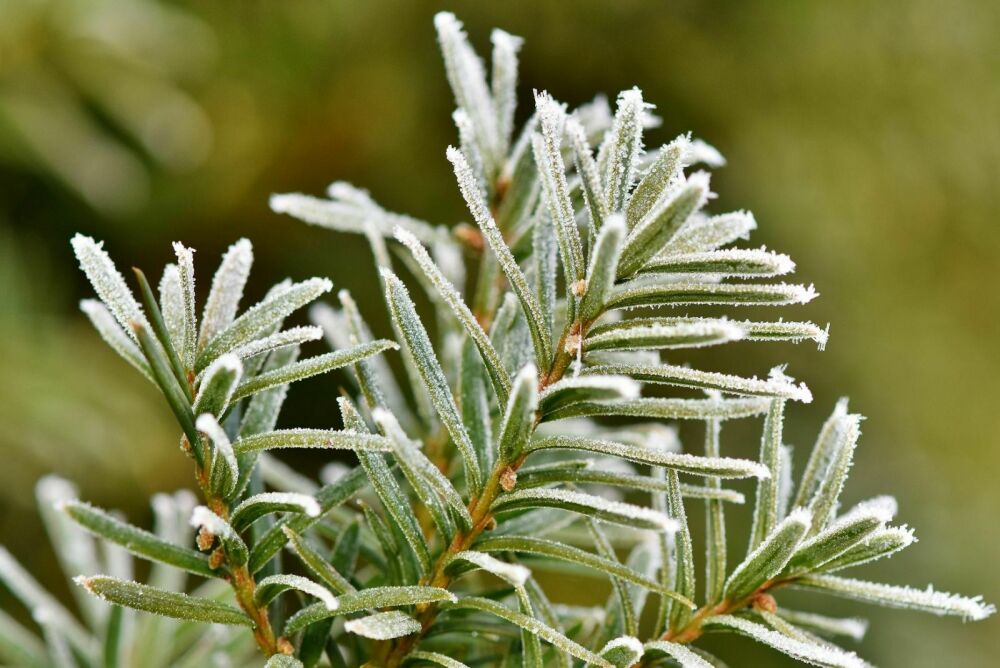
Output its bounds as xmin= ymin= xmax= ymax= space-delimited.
xmin=1 ymin=1 xmax=997 ymax=665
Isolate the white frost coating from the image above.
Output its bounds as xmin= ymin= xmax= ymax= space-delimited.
xmin=491 ymin=28 xmax=523 ymax=151
xmin=172 ymin=242 xmax=198 ymax=369
xmin=707 ymin=615 xmax=864 ymax=668
xmin=540 ymin=374 xmax=641 ymax=403
xmin=607 ymin=279 xmax=818 ymax=310
xmin=494 ymin=487 xmax=679 ymax=532
xmin=435 ymin=12 xmax=500 ymax=167
xmin=685 ymin=138 xmax=727 ymax=168
xmin=448 ymin=146 xmax=495 ymax=226
xmin=821 ymin=525 xmax=916 ymax=572
xmin=370 ymin=407 xmax=421 ymax=450
xmin=626 ymin=134 xmax=689 ymax=226
xmin=71 ymin=234 xmax=148 ymax=340
xmin=395 ymin=227 xmax=510 ymax=401
xmin=603 ymin=636 xmax=643 ymax=653
xmin=158 ymin=263 xmax=186 ymax=354
xmin=643 ymin=248 xmax=795 ymax=278
xmin=265 ymin=278 xmax=293 ymax=301
xmin=585 ymin=319 xmax=745 ymax=352
xmin=581 ymin=216 xmax=624 ymax=322
xmin=838 ymin=495 xmax=898 ymax=523
xmin=206 ymin=277 xmax=332 ymax=361
xmin=684 ymin=170 xmax=714 ymax=206
xmin=531 ymin=435 xmax=770 ymax=479
xmin=600 ymin=636 xmax=644 ymax=663
xmin=875 ymin=525 xmax=917 ymax=548
xmin=454 ymin=109 xmax=487 ymax=194
xmin=735 ymin=318 xmax=830 ymax=350
xmin=380 ymin=268 xmax=483 ymax=496
xmin=807 ymin=412 xmax=863 ymax=532
xmin=534 ymin=91 xmax=584 ymax=283
xmin=797 ymin=575 xmax=995 ymax=621
xmin=567 ymin=117 xmax=610 ymax=224
xmin=269 ymin=192 xmax=442 ymax=244
xmin=794 ymin=399 xmax=852 ymax=510
xmin=791 ymin=506 xmax=892 ymax=570
xmin=198 ymin=413 xmax=239 ymax=492
xmin=786 ymin=506 xmax=814 ymax=525
xmin=190 ymin=506 xmax=238 ymax=541
xmin=619 ymin=170 xmax=712 ymax=276
xmin=449 ymin=596 xmax=609 ymax=666
xmin=829 ymin=497 xmax=895 ymax=531
xmin=236 ymin=492 xmax=320 ymax=519
xmin=665 ymin=210 xmax=757 ymax=254
xmin=233 ymin=340 xmax=394 ymax=405
xmin=725 ymin=509 xmax=812 ymax=596
xmin=451 ymin=550 xmax=530 ymax=586
xmin=583 ymin=362 xmax=812 ymax=403
xmin=199 ymin=239 xmax=253 ymax=349
xmin=771 ymin=366 xmax=813 ymax=403
xmin=335 ymin=586 xmax=457 ymax=612
xmin=194 ymin=354 xmax=243 ymax=413
xmin=602 ymin=88 xmax=646 ymax=213
xmin=777 ymin=444 xmax=794 ymax=520
xmin=257 ymin=574 xmax=338 ymax=611
xmin=235 ymin=427 xmax=393 ymax=454
xmin=540 ymin=389 xmax=772 ymax=422
xmin=196 ymin=413 xmax=231 ymax=447
xmin=643 ymin=640 xmax=714 ymax=667
xmin=373 ymin=406 xmax=475 ymax=527
xmin=79 ymin=299 xmax=152 ymax=380
xmin=345 ymin=610 xmax=420 ymax=640
xmin=446 ymin=146 xmax=551 ymax=366
xmin=318 ymin=296 xmax=412 ymax=429
xmin=225 ymin=326 xmax=323 ymax=362
xmin=777 ymin=609 xmax=869 ymax=642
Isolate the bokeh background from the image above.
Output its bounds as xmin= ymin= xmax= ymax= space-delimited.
xmin=1 ymin=1 xmax=998 ymax=665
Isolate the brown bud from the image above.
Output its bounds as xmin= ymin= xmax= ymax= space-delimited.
xmin=196 ymin=526 xmax=215 ymax=552
xmin=572 ymin=279 xmax=588 ymax=297
xmin=500 ymin=466 xmax=518 ymax=492
xmin=751 ymin=592 xmax=778 ymax=613
xmin=454 ymin=223 xmax=485 ymax=252
xmin=564 ymin=333 xmax=582 ymax=355
xmin=277 ymin=637 xmax=295 ymax=655
xmin=208 ymin=547 xmax=225 ymax=570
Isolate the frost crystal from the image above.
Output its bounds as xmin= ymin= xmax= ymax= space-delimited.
xmin=71 ymin=234 xmax=148 ymax=339
xmin=200 ymin=239 xmax=253 ymax=349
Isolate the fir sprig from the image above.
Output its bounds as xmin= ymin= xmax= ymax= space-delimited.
xmin=0 ymin=11 xmax=991 ymax=668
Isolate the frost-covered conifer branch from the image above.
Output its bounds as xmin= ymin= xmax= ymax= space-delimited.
xmin=1 ymin=11 xmax=990 ymax=668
